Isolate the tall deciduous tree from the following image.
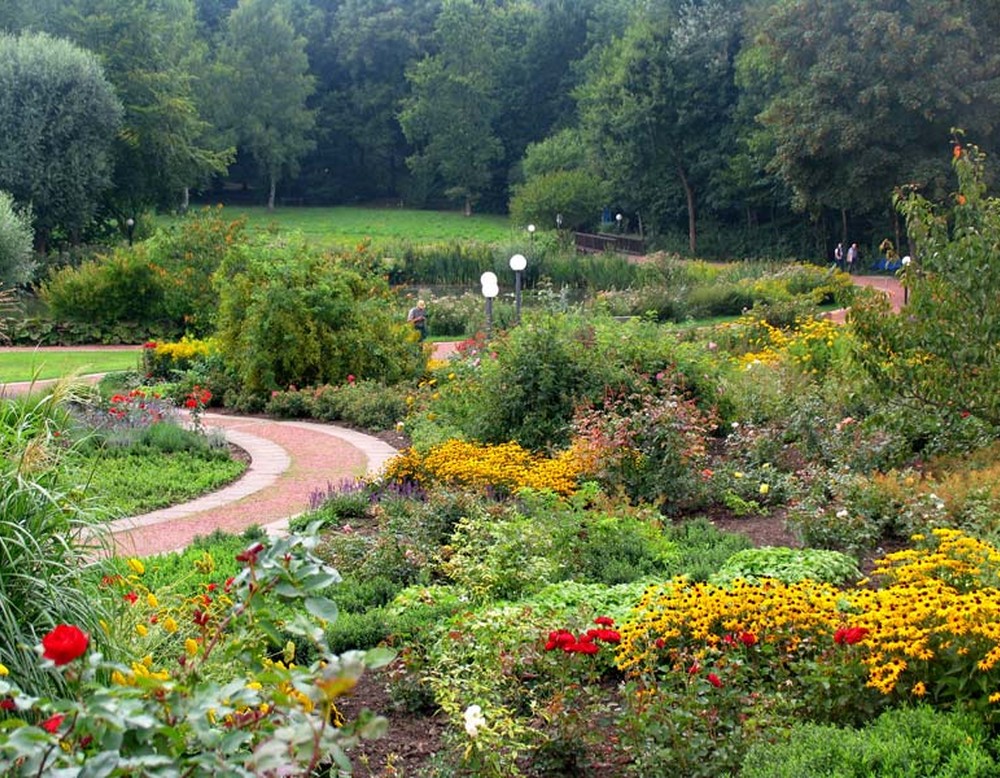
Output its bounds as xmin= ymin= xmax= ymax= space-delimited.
xmin=400 ymin=0 xmax=505 ymax=214
xmin=0 ymin=32 xmax=122 ymax=251
xmin=216 ymin=0 xmax=316 ymax=210
xmin=54 ymin=0 xmax=233 ymax=218
xmin=742 ymin=0 xmax=1000 ymax=232
xmin=577 ymin=1 xmax=741 ymax=253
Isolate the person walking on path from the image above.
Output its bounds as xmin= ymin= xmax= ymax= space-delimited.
xmin=846 ymin=243 xmax=859 ymax=274
xmin=407 ymin=299 xmax=427 ymax=341
xmin=834 ymin=243 xmax=844 ymax=271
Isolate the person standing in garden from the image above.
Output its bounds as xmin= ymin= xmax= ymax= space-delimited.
xmin=407 ymin=299 xmax=427 ymax=340
xmin=846 ymin=243 xmax=858 ymax=274
xmin=834 ymin=242 xmax=844 ymax=270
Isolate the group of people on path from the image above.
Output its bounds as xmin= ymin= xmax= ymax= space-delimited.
xmin=834 ymin=242 xmax=859 ymax=274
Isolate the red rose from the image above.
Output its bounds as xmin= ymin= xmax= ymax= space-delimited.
xmin=739 ymin=632 xmax=757 ymax=647
xmin=41 ymin=625 xmax=89 ymax=666
xmin=834 ymin=627 xmax=869 ymax=646
xmin=40 ymin=713 xmax=64 ymax=733
xmin=0 ymin=699 xmax=15 ymax=710
xmin=707 ymin=673 xmax=723 ymax=688
xmin=594 ymin=616 xmax=615 ymax=627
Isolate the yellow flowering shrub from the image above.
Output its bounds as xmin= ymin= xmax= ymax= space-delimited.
xmin=383 ymin=439 xmax=582 ymax=496
xmin=143 ymin=336 xmax=218 ymax=379
xmin=723 ymin=314 xmax=850 ymax=377
xmin=617 ymin=529 xmax=1000 ymax=711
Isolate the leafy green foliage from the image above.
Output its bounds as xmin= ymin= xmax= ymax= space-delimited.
xmin=712 ymin=546 xmax=862 ymax=587
xmin=740 ymin=705 xmax=1000 ymax=778
xmin=0 ymin=387 xmax=112 ymax=697
xmin=0 ymin=191 xmax=33 ymax=286
xmin=0 ymin=31 xmax=121 ymax=249
xmin=852 ymin=142 xmax=1000 ymax=428
xmin=214 ymin=238 xmax=424 ymax=400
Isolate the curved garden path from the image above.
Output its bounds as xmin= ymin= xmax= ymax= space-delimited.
xmin=108 ymin=415 xmax=398 ymax=558
xmin=1 ymin=278 xmax=903 ymax=558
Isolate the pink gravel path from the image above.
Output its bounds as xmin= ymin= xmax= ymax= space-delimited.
xmin=826 ymin=275 xmax=905 ymax=324
xmin=108 ymin=415 xmax=396 ymax=558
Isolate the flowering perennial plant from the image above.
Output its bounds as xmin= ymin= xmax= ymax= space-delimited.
xmin=618 ymin=530 xmax=1000 ymax=717
xmin=0 ymin=528 xmax=393 ymax=776
xmin=384 ymin=439 xmax=582 ymax=496
xmin=104 ymin=388 xmax=172 ymax=430
xmin=726 ymin=315 xmax=848 ymax=377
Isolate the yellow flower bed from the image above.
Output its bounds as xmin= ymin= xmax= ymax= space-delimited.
xmin=153 ymin=336 xmax=217 ymax=362
xmin=383 ymin=439 xmax=582 ymax=496
xmin=617 ymin=528 xmax=1000 ymax=703
xmin=731 ymin=315 xmax=847 ymax=375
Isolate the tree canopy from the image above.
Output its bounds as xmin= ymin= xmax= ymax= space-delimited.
xmin=0 ymin=32 xmax=121 ymax=251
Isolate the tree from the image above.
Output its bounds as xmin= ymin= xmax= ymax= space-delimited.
xmin=576 ymin=1 xmax=741 ymax=253
xmin=215 ymin=0 xmax=316 ymax=210
xmin=53 ymin=0 xmax=233 ymax=218
xmin=399 ymin=0 xmax=505 ymax=214
xmin=0 ymin=191 xmax=34 ymax=286
xmin=850 ymin=141 xmax=1000 ymax=427
xmin=0 ymin=32 xmax=122 ymax=251
xmin=303 ymin=0 xmax=440 ymax=203
xmin=742 ymin=0 xmax=1000 ymax=237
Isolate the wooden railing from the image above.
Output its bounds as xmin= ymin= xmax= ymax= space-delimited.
xmin=574 ymin=232 xmax=645 ymax=256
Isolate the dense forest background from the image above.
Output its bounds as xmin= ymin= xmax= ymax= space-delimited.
xmin=2 ymin=0 xmax=999 ymax=258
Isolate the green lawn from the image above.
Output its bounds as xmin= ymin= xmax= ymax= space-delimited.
xmin=159 ymin=205 xmax=515 ymax=249
xmin=0 ymin=349 xmax=140 ymax=383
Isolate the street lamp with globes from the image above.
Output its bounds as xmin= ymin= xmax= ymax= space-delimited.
xmin=480 ymin=271 xmax=499 ymax=338
xmin=615 ymin=213 xmax=623 ymax=233
xmin=901 ymin=255 xmax=911 ymax=305
xmin=509 ymin=253 xmax=527 ymax=323
xmin=126 ymin=217 xmax=135 ymax=246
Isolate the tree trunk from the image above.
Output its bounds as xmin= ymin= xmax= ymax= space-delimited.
xmin=180 ymin=187 xmax=190 ymax=213
xmin=268 ymin=174 xmax=277 ymax=211
xmin=677 ymin=164 xmax=696 ymax=254
xmin=841 ymin=208 xmax=848 ymax=245
xmin=464 ymin=195 xmax=472 ymax=216
xmin=893 ymin=204 xmax=902 ymax=259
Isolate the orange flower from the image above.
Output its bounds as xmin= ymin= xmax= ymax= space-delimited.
xmin=954 ymin=145 xmax=962 ymax=159
xmin=957 ymin=194 xmax=967 ymax=206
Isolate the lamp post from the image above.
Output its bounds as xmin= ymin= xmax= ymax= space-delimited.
xmin=901 ymin=255 xmax=911 ymax=305
xmin=555 ymin=213 xmax=563 ymax=231
xmin=126 ymin=217 xmax=135 ymax=247
xmin=615 ymin=213 xmax=623 ymax=233
xmin=509 ymin=253 xmax=527 ymax=324
xmin=480 ymin=271 xmax=499 ymax=338
xmin=527 ymin=223 xmax=535 ymax=254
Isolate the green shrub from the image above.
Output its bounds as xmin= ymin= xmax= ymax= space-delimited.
xmin=215 ymin=239 xmax=424 ymax=400
xmin=0 ymin=189 xmax=34 ymax=286
xmin=659 ymin=517 xmax=754 ymax=581
xmin=311 ymin=380 xmax=409 ymax=431
xmin=41 ymin=247 xmax=167 ymax=328
xmin=508 ymin=169 xmax=608 ymax=233
xmin=712 ymin=546 xmax=862 ymax=586
xmin=739 ymin=705 xmax=999 ymax=778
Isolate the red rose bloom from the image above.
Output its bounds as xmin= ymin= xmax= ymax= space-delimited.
xmin=41 ymin=625 xmax=89 ymax=666
xmin=707 ymin=673 xmax=723 ymax=688
xmin=594 ymin=616 xmax=615 ymax=627
xmin=834 ymin=627 xmax=869 ymax=646
xmin=40 ymin=713 xmax=64 ymax=733
xmin=0 ymin=699 xmax=15 ymax=711
xmin=739 ymin=632 xmax=758 ymax=647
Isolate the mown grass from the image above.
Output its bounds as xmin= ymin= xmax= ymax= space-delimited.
xmin=67 ymin=449 xmax=247 ymax=517
xmin=161 ymin=205 xmax=515 ymax=249
xmin=0 ymin=349 xmax=140 ymax=383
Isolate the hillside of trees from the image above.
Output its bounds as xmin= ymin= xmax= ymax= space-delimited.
xmin=2 ymin=0 xmax=999 ymax=258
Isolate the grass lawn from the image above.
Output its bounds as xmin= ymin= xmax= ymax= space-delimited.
xmin=0 ymin=349 xmax=140 ymax=383
xmin=159 ymin=205 xmax=515 ymax=249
